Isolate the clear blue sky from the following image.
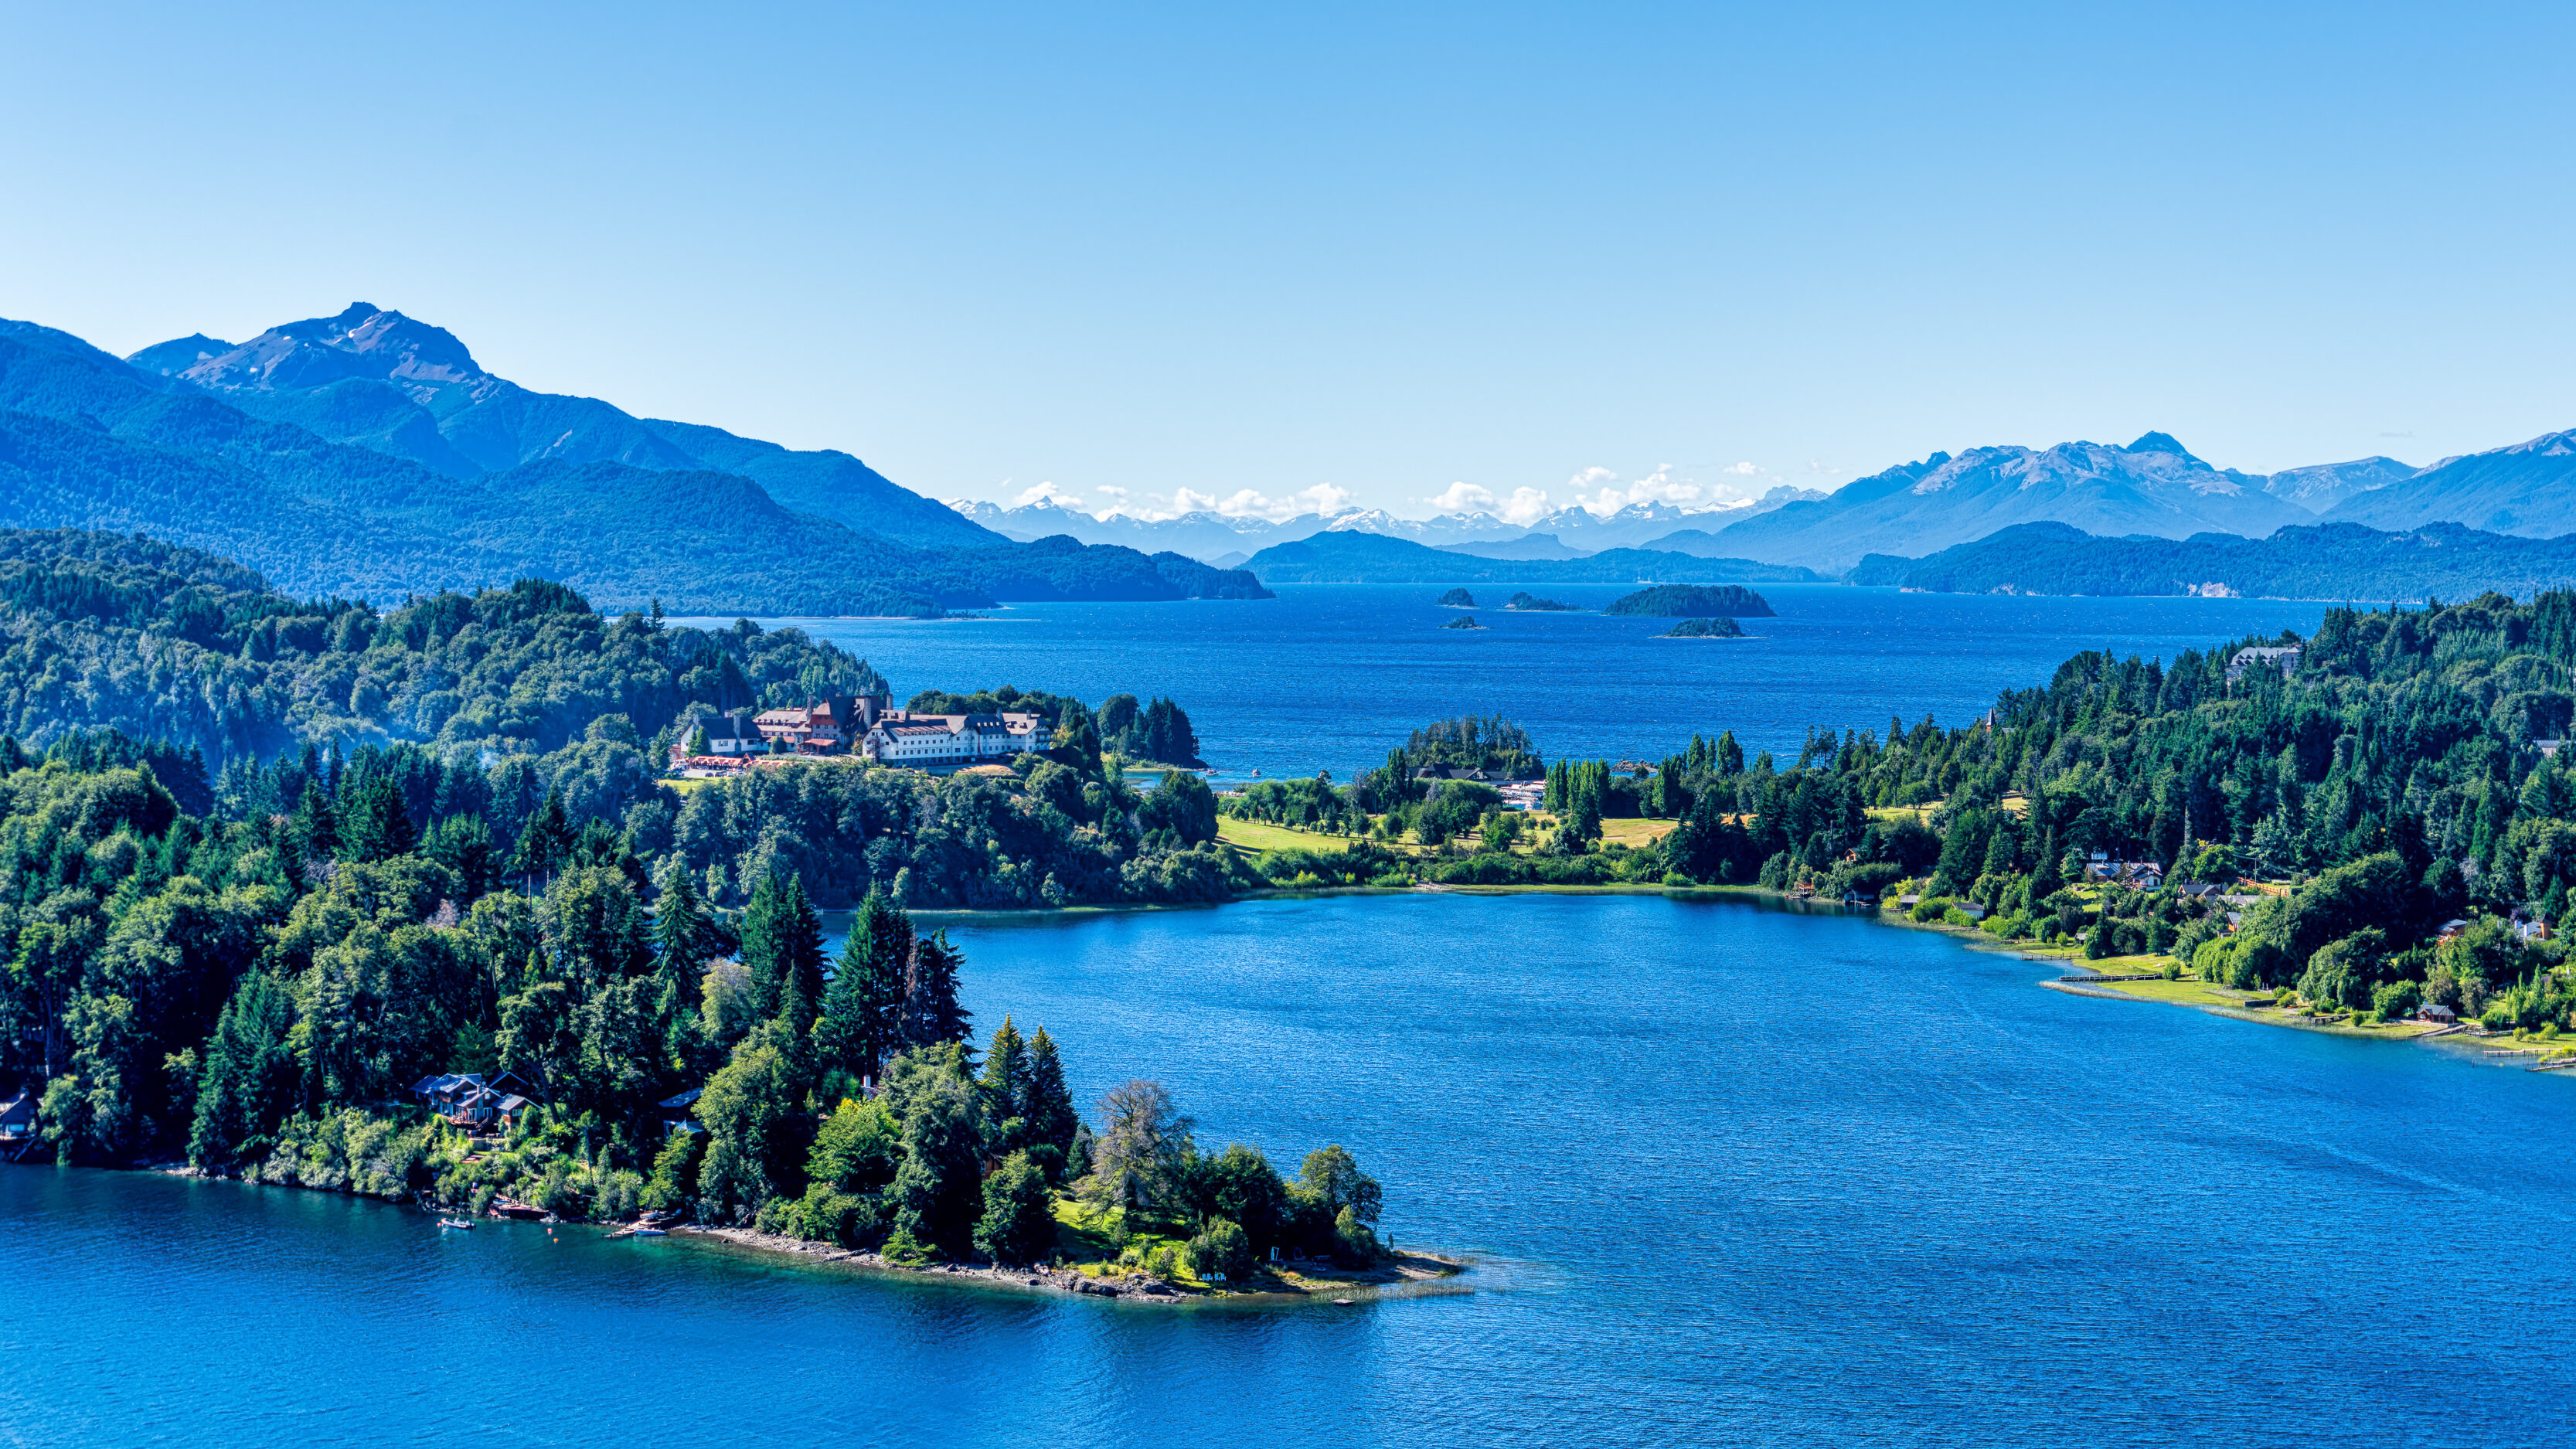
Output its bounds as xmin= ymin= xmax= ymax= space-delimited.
xmin=4 ymin=2 xmax=2571 ymax=521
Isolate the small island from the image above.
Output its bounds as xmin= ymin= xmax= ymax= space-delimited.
xmin=1437 ymin=587 xmax=1477 ymax=607
xmin=1604 ymin=583 xmax=1775 ymax=617
xmin=1504 ymin=591 xmax=1576 ymax=611
xmin=1659 ymin=617 xmax=1747 ymax=638
xmin=1440 ymin=614 xmax=1487 ymax=630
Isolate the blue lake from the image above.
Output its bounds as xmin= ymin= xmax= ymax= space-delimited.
xmin=679 ymin=584 xmax=2334 ymax=780
xmin=8 ymin=894 xmax=2571 ymax=1447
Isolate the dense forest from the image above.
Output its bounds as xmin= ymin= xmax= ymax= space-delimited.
xmin=0 ymin=733 xmax=1378 ymax=1275
xmin=0 ymin=529 xmax=885 ymax=766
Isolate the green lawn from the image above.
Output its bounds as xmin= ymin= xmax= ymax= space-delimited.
xmin=1216 ymin=816 xmax=1368 ymax=858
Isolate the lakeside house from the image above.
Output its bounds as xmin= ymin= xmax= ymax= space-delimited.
xmin=2082 ymin=854 xmax=2166 ymax=890
xmin=413 ymin=1071 xmax=543 ymax=1131
xmin=2419 ymin=1003 xmax=2459 ymax=1023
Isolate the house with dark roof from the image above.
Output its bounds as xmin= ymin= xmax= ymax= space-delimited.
xmin=413 ymin=1071 xmax=543 ymax=1129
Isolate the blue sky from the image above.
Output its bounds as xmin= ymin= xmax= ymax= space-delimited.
xmin=3 ymin=2 xmax=2571 ymax=522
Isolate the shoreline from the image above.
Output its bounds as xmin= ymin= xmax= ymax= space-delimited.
xmin=664 ymin=1224 xmax=1470 ymax=1308
xmin=115 ymin=1166 xmax=1469 ymax=1311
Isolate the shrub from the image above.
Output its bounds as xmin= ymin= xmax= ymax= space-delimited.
xmin=1332 ymin=1205 xmax=1382 ymax=1266
xmin=1186 ymin=1216 xmax=1254 ymax=1280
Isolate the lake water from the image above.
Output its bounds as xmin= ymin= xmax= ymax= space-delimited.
xmin=678 ymin=584 xmax=2333 ymax=779
xmin=9 ymin=894 xmax=2572 ymax=1447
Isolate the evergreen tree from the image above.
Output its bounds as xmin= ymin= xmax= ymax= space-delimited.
xmin=424 ymin=815 xmax=501 ymax=900
xmin=512 ymin=786 xmax=573 ymax=888
xmin=738 ymin=871 xmax=788 ymax=1024
xmin=903 ymin=930 xmax=972 ymax=1050
xmin=345 ymin=779 xmax=419 ymax=862
xmin=188 ymin=971 xmax=298 ymax=1167
xmin=813 ymin=889 xmax=912 ymax=1083
xmin=1022 ymin=1026 xmax=1079 ymax=1165
xmin=775 ymin=873 xmax=826 ymax=1036
xmin=651 ymin=865 xmax=715 ymax=981
xmin=1716 ymin=730 xmax=1744 ymax=775
xmin=294 ymin=779 xmax=339 ymax=862
xmin=979 ymin=1016 xmax=1029 ymax=1131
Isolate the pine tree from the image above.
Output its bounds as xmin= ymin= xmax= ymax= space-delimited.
xmin=903 ymin=930 xmax=972 ymax=1050
xmin=651 ymin=866 xmax=714 ymax=981
xmin=294 ymin=779 xmax=339 ymax=862
xmin=979 ymin=1016 xmax=1029 ymax=1126
xmin=512 ymin=786 xmax=573 ymax=888
xmin=1022 ymin=1026 xmax=1078 ymax=1162
xmin=347 ymin=779 xmax=418 ymax=862
xmin=738 ymin=871 xmax=787 ymax=1023
xmin=814 ymin=889 xmax=914 ymax=1083
xmin=775 ymin=873 xmax=826 ymax=1036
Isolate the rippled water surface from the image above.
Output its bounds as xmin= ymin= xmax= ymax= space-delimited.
xmin=679 ymin=583 xmax=2333 ymax=777
xmin=9 ymin=894 xmax=2572 ymax=1447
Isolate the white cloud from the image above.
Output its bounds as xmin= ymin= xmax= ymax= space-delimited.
xmin=1496 ymin=486 xmax=1551 ymax=526
xmin=1570 ymin=462 xmax=1711 ymax=515
xmin=1015 ymin=480 xmax=1084 ymax=509
xmin=1424 ymin=481 xmax=1496 ymax=514
xmin=1094 ymin=481 xmax=1356 ymax=523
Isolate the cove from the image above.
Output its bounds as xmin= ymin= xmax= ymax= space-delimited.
xmin=8 ymin=893 xmax=2574 ymax=1447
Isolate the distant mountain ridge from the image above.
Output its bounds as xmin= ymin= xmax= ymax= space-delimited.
xmin=947 ymin=483 xmax=1829 ymax=563
xmin=0 ymin=308 xmax=1264 ymax=614
xmin=2319 ymin=427 xmax=2576 ymax=537
xmin=1701 ymin=433 xmax=2325 ymax=572
xmin=1850 ymin=519 xmax=2576 ymax=600
xmin=1240 ymin=530 xmax=1826 ymax=584
xmin=130 ymin=303 xmax=995 ymax=549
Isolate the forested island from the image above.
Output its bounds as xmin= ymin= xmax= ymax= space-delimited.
xmin=1604 ymin=584 xmax=1775 ymax=617
xmin=1437 ymin=589 xmax=1476 ymax=607
xmin=1505 ymin=592 xmax=1574 ymax=611
xmin=1659 ymin=617 xmax=1747 ymax=639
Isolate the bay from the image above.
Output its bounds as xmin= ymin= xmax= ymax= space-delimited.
xmin=676 ymin=584 xmax=2333 ymax=780
xmin=8 ymin=894 xmax=2571 ymax=1447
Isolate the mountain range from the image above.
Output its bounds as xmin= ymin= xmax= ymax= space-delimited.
xmin=1851 ymin=519 xmax=2576 ymax=602
xmin=950 ymin=486 xmax=1831 ymax=566
xmin=0 ymin=306 xmax=1264 ymax=614
xmin=1239 ymin=531 xmax=1825 ymax=585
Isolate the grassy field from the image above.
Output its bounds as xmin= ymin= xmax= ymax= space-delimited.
xmin=1216 ymin=816 xmax=1370 ymax=859
xmin=1601 ymin=817 xmax=1677 ymax=849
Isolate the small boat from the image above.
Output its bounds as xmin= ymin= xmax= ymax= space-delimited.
xmin=438 ymin=1218 xmax=474 ymax=1230
xmin=632 ymin=1227 xmax=669 ymax=1236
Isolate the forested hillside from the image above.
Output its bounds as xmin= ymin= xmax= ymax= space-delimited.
xmin=0 ymin=529 xmax=885 ymax=767
xmin=1853 ymin=520 xmax=2576 ymax=600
